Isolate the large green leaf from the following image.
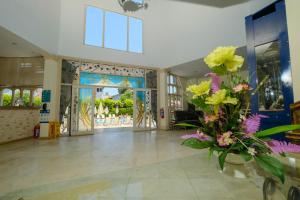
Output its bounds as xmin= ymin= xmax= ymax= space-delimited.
xmin=255 ymin=124 xmax=300 ymax=138
xmin=254 ymin=155 xmax=285 ymax=183
xmin=182 ymin=138 xmax=212 ymax=149
xmin=175 ymin=123 xmax=199 ymax=128
xmin=218 ymin=151 xmax=228 ymax=170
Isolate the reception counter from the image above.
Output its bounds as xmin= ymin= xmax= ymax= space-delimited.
xmin=0 ymin=107 xmax=40 ymax=144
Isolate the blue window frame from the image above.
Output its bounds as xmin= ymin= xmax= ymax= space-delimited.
xmin=84 ymin=6 xmax=143 ymax=53
xmin=85 ymin=6 xmax=103 ymax=47
xmin=129 ymin=17 xmax=143 ymax=53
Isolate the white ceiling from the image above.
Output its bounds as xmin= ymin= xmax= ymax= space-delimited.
xmin=0 ymin=26 xmax=43 ymax=57
xmin=169 ymin=0 xmax=251 ymax=8
xmin=0 ymin=0 xmax=276 ymax=68
xmin=169 ymin=46 xmax=248 ymax=77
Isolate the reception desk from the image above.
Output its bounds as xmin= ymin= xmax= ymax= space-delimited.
xmin=0 ymin=107 xmax=39 ymax=144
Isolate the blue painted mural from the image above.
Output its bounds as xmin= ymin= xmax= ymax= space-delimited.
xmin=80 ymin=72 xmax=145 ymax=88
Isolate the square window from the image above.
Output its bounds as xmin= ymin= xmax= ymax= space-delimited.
xmin=105 ymin=11 xmax=127 ymax=51
xmin=85 ymin=6 xmax=104 ymax=47
xmin=129 ymin=17 xmax=143 ymax=53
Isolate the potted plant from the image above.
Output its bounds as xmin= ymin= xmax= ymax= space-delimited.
xmin=179 ymin=46 xmax=300 ymax=183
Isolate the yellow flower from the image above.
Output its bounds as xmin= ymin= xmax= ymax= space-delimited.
xmin=204 ymin=46 xmax=244 ymax=72
xmin=204 ymin=46 xmax=236 ymax=68
xmin=225 ymin=55 xmax=244 ymax=72
xmin=205 ymin=89 xmax=238 ymax=105
xmin=187 ymin=80 xmax=211 ymax=98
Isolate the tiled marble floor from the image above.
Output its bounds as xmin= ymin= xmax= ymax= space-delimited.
xmin=0 ymin=128 xmax=263 ymax=200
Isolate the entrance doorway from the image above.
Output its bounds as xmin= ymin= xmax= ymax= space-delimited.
xmin=69 ymin=86 xmax=157 ymax=135
xmin=94 ymin=87 xmax=133 ymax=129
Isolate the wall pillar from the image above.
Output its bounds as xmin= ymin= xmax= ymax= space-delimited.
xmin=29 ymin=89 xmax=34 ymax=106
xmin=20 ymin=88 xmax=23 ymax=99
xmin=40 ymin=57 xmax=62 ymax=138
xmin=11 ymin=89 xmax=15 ymax=106
xmin=286 ymin=0 xmax=300 ymax=102
xmin=157 ymin=69 xmax=169 ymax=130
xmin=0 ymin=89 xmax=3 ymax=106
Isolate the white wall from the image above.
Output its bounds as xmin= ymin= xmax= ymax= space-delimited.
xmin=58 ymin=0 xmax=261 ymax=68
xmin=0 ymin=0 xmax=61 ymax=54
xmin=0 ymin=0 xmax=278 ymax=69
xmin=286 ymin=0 xmax=300 ymax=102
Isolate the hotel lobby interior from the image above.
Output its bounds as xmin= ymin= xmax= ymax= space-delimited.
xmin=0 ymin=0 xmax=300 ymax=199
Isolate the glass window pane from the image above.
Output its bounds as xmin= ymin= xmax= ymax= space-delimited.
xmin=133 ymin=0 xmax=143 ymax=3
xmin=129 ymin=17 xmax=143 ymax=53
xmin=33 ymin=88 xmax=42 ymax=107
xmin=85 ymin=6 xmax=103 ymax=47
xmin=255 ymin=41 xmax=284 ymax=111
xmin=22 ymin=90 xmax=30 ymax=106
xmin=105 ymin=11 xmax=127 ymax=51
xmin=3 ymin=89 xmax=12 ymax=106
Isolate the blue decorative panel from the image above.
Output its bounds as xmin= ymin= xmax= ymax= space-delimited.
xmin=246 ymin=0 xmax=294 ymax=140
xmin=80 ymin=72 xmax=145 ymax=88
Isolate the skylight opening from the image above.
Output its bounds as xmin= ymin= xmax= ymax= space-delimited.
xmin=84 ymin=6 xmax=143 ymax=53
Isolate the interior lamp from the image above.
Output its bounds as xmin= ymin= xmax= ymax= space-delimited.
xmin=118 ymin=0 xmax=148 ymax=12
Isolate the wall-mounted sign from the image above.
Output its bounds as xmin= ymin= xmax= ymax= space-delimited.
xmin=42 ymin=90 xmax=51 ymax=103
xmin=40 ymin=109 xmax=50 ymax=123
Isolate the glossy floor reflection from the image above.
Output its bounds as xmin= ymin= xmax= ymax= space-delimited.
xmin=0 ymin=129 xmax=261 ymax=200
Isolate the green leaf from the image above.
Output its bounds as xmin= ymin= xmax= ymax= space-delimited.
xmin=175 ymin=123 xmax=199 ymax=128
xmin=255 ymin=124 xmax=300 ymax=138
xmin=211 ymin=65 xmax=227 ymax=75
xmin=218 ymin=151 xmax=228 ymax=170
xmin=254 ymin=155 xmax=285 ymax=183
xmin=191 ymin=98 xmax=210 ymax=112
xmin=182 ymin=138 xmax=212 ymax=149
xmin=240 ymin=152 xmax=252 ymax=162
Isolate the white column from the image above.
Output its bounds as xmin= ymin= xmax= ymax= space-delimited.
xmin=157 ymin=69 xmax=169 ymax=130
xmin=40 ymin=57 xmax=62 ymax=138
xmin=286 ymin=0 xmax=300 ymax=102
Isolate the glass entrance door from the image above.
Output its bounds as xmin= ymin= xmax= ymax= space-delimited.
xmin=133 ymin=89 xmax=157 ymax=131
xmin=71 ymin=86 xmax=95 ymax=135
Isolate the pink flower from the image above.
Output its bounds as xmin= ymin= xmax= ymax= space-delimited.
xmin=243 ymin=114 xmax=268 ymax=134
xmin=233 ymin=83 xmax=250 ymax=93
xmin=204 ymin=114 xmax=218 ymax=124
xmin=217 ymin=131 xmax=234 ymax=147
xmin=268 ymin=140 xmax=300 ymax=154
xmin=181 ymin=130 xmax=211 ymax=141
xmin=205 ymin=73 xmax=221 ymax=93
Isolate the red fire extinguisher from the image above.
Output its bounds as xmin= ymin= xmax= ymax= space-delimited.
xmin=160 ymin=108 xmax=164 ymax=119
xmin=33 ymin=124 xmax=40 ymax=138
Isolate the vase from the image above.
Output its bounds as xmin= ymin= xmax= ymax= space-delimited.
xmin=215 ymin=153 xmax=265 ymax=188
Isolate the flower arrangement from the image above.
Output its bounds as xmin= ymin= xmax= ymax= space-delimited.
xmin=180 ymin=46 xmax=300 ymax=183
